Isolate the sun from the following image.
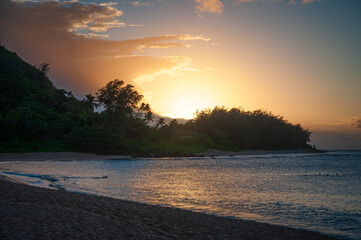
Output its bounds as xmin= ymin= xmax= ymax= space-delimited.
xmin=159 ymin=87 xmax=213 ymax=119
xmin=170 ymin=94 xmax=208 ymax=119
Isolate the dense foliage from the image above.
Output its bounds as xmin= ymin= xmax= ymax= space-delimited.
xmin=0 ymin=46 xmax=313 ymax=155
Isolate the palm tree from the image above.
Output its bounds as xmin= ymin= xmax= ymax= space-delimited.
xmin=155 ymin=118 xmax=165 ymax=129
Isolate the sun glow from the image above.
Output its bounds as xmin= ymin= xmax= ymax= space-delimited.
xmin=170 ymin=95 xmax=207 ymax=119
xmin=158 ymin=86 xmax=214 ymax=119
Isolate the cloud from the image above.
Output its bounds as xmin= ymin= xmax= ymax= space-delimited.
xmin=287 ymin=0 xmax=321 ymax=5
xmin=132 ymin=1 xmax=153 ymax=7
xmin=350 ymin=114 xmax=361 ymax=128
xmin=0 ymin=0 xmax=208 ymax=95
xmin=131 ymin=0 xmax=164 ymax=7
xmin=194 ymin=0 xmax=224 ymax=16
xmin=11 ymin=0 xmax=125 ymax=35
xmin=233 ymin=0 xmax=320 ymax=6
xmin=304 ymin=121 xmax=361 ymax=149
xmin=301 ymin=0 xmax=321 ymax=4
xmin=134 ymin=56 xmax=198 ymax=84
xmin=233 ymin=0 xmax=282 ymax=4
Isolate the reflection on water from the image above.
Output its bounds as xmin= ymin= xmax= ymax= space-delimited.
xmin=1 ymin=151 xmax=361 ymax=240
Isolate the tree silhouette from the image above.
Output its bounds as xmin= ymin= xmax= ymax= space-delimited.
xmin=36 ymin=63 xmax=50 ymax=77
xmin=145 ymin=111 xmax=153 ymax=123
xmin=156 ymin=118 xmax=165 ymax=129
xmin=82 ymin=94 xmax=98 ymax=111
xmin=96 ymin=79 xmax=143 ymax=117
xmin=139 ymin=103 xmax=153 ymax=123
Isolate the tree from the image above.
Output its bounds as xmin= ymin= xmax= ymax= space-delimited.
xmin=36 ymin=63 xmax=50 ymax=77
xmin=81 ymin=94 xmax=98 ymax=112
xmin=155 ymin=118 xmax=165 ymax=129
xmin=140 ymin=103 xmax=153 ymax=123
xmin=96 ymin=79 xmax=144 ymax=117
xmin=145 ymin=111 xmax=153 ymax=123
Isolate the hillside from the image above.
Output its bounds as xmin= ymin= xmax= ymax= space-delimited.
xmin=0 ymin=46 xmax=314 ymax=155
xmin=0 ymin=46 xmax=93 ymax=152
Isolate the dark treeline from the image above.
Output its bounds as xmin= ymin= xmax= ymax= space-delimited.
xmin=0 ymin=46 xmax=313 ymax=155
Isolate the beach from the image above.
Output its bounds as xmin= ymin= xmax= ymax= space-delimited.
xmin=0 ymin=169 xmax=339 ymax=240
xmin=1 ymin=151 xmax=348 ymax=240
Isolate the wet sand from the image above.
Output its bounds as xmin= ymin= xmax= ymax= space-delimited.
xmin=0 ymin=177 xmax=337 ymax=240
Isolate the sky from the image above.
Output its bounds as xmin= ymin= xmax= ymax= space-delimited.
xmin=0 ymin=0 xmax=360 ymax=149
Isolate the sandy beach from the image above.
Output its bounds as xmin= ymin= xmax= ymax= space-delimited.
xmin=0 ymin=151 xmax=338 ymax=240
xmin=0 ymin=176 xmax=338 ymax=240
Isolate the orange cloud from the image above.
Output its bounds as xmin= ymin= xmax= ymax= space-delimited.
xmin=233 ymin=0 xmax=282 ymax=4
xmin=0 ymin=0 xmax=208 ymax=95
xmin=194 ymin=0 xmax=224 ymax=16
xmin=301 ymin=0 xmax=321 ymax=4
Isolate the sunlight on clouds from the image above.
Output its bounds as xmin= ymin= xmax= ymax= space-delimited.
xmin=132 ymin=1 xmax=152 ymax=7
xmin=75 ymin=33 xmax=109 ymax=39
xmin=134 ymin=56 xmax=197 ymax=84
xmin=233 ymin=0 xmax=282 ymax=5
xmin=194 ymin=0 xmax=224 ymax=16
xmin=131 ymin=0 xmax=163 ymax=7
xmin=0 ymin=0 xmax=210 ymax=96
xmin=11 ymin=0 xmax=125 ymax=38
xmin=301 ymin=0 xmax=321 ymax=4
xmin=177 ymin=34 xmax=211 ymax=41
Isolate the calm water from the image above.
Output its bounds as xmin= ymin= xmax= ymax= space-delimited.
xmin=1 ymin=151 xmax=360 ymax=239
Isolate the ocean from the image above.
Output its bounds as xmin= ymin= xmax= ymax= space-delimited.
xmin=1 ymin=150 xmax=360 ymax=239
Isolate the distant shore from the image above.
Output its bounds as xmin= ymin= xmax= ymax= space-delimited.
xmin=195 ymin=148 xmax=324 ymax=157
xmin=0 ymin=177 xmax=337 ymax=240
xmin=0 ymin=152 xmax=132 ymax=162
xmin=0 ymin=149 xmax=323 ymax=162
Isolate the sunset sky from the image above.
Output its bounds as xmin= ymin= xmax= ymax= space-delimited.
xmin=0 ymin=0 xmax=360 ymax=149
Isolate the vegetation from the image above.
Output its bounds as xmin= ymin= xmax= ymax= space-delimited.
xmin=0 ymin=46 xmax=313 ymax=155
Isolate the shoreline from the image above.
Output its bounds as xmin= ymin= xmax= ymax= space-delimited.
xmin=0 ymin=177 xmax=338 ymax=240
xmin=195 ymin=148 xmax=324 ymax=157
xmin=0 ymin=149 xmax=323 ymax=162
xmin=0 ymin=152 xmax=132 ymax=162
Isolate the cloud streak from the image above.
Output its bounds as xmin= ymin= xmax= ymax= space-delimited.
xmin=193 ymin=0 xmax=321 ymax=16
xmin=233 ymin=0 xmax=321 ymax=7
xmin=305 ymin=121 xmax=361 ymax=149
xmin=0 ymin=0 xmax=208 ymax=95
xmin=350 ymin=114 xmax=361 ymax=129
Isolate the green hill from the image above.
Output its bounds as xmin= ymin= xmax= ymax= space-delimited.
xmin=0 ymin=45 xmax=313 ymax=155
xmin=0 ymin=46 xmax=92 ymax=152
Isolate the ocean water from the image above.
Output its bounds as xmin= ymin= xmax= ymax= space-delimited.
xmin=1 ymin=151 xmax=360 ymax=239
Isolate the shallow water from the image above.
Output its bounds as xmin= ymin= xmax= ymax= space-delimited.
xmin=1 ymin=151 xmax=360 ymax=239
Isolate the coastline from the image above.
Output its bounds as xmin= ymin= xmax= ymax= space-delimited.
xmin=0 ymin=148 xmax=323 ymax=162
xmin=195 ymin=148 xmax=324 ymax=157
xmin=0 ymin=152 xmax=132 ymax=162
xmin=0 ymin=177 xmax=338 ymax=240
